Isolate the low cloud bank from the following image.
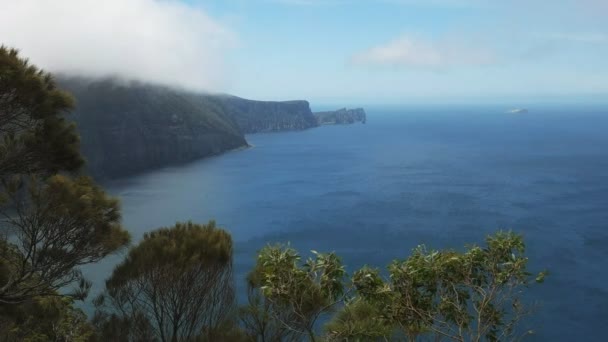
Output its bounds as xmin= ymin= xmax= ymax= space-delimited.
xmin=0 ymin=0 xmax=235 ymax=92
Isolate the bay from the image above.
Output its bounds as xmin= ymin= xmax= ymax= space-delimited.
xmin=85 ymin=104 xmax=608 ymax=341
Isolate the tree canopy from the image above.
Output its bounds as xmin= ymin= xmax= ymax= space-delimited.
xmin=242 ymin=245 xmax=347 ymax=342
xmin=94 ymin=221 xmax=236 ymax=342
xmin=0 ymin=46 xmax=82 ymax=176
xmin=0 ymin=296 xmax=93 ymax=342
xmin=326 ymin=231 xmax=547 ymax=341
xmin=0 ymin=175 xmax=129 ymax=303
xmin=0 ymin=47 xmax=130 ymax=304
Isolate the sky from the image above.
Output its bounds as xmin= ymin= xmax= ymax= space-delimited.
xmin=1 ymin=0 xmax=607 ymax=105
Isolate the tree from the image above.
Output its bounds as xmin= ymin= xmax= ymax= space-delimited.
xmin=257 ymin=232 xmax=546 ymax=341
xmin=0 ymin=296 xmax=94 ymax=342
xmin=94 ymin=221 xmax=236 ymax=342
xmin=91 ymin=308 xmax=156 ymax=342
xmin=239 ymin=270 xmax=301 ymax=342
xmin=347 ymin=231 xmax=547 ymax=342
xmin=0 ymin=46 xmax=82 ymax=177
xmin=0 ymin=175 xmax=130 ymax=304
xmin=0 ymin=46 xmax=130 ymax=305
xmin=324 ymin=298 xmax=394 ymax=342
xmin=249 ymin=245 xmax=347 ymax=342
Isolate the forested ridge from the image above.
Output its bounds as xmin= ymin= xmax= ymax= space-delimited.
xmin=59 ymin=77 xmax=321 ymax=179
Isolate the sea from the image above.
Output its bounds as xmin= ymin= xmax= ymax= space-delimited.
xmin=83 ymin=104 xmax=608 ymax=341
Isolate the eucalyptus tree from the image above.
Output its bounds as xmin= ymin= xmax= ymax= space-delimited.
xmin=324 ymin=297 xmax=394 ymax=341
xmin=247 ymin=245 xmax=347 ymax=342
xmin=333 ymin=231 xmax=548 ymax=342
xmin=0 ymin=46 xmax=130 ymax=305
xmin=0 ymin=296 xmax=93 ymax=342
xmin=0 ymin=175 xmax=129 ymax=304
xmin=94 ymin=221 xmax=236 ymax=342
xmin=239 ymin=268 xmax=302 ymax=342
xmin=0 ymin=45 xmax=82 ymax=177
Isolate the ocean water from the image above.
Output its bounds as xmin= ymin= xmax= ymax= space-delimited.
xmin=86 ymin=105 xmax=608 ymax=341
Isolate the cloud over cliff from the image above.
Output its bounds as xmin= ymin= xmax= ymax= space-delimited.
xmin=0 ymin=0 xmax=234 ymax=92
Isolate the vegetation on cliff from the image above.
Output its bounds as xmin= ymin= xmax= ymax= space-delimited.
xmin=58 ymin=77 xmax=248 ymax=179
xmin=59 ymin=78 xmax=324 ymax=179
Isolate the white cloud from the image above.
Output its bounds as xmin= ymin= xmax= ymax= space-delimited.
xmin=0 ymin=0 xmax=235 ymax=92
xmin=352 ymin=35 xmax=496 ymax=69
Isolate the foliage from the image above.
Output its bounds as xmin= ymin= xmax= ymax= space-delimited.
xmin=246 ymin=232 xmax=545 ymax=342
xmin=0 ymin=47 xmax=130 ymax=305
xmin=0 ymin=296 xmax=94 ymax=342
xmin=346 ymin=231 xmax=546 ymax=341
xmin=239 ymin=269 xmax=301 ymax=342
xmin=324 ymin=298 xmax=394 ymax=341
xmin=246 ymin=245 xmax=347 ymax=342
xmin=0 ymin=175 xmax=130 ymax=304
xmin=91 ymin=309 xmax=156 ymax=342
xmin=0 ymin=46 xmax=82 ymax=177
xmin=58 ymin=77 xmax=247 ymax=179
xmin=94 ymin=221 xmax=236 ymax=342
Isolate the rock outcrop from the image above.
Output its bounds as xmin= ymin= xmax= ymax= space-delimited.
xmin=215 ymin=95 xmax=318 ymax=133
xmin=314 ymin=108 xmax=366 ymax=125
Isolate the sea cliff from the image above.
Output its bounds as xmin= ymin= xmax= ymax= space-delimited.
xmin=215 ymin=95 xmax=318 ymax=133
xmin=314 ymin=108 xmax=366 ymax=125
xmin=59 ymin=78 xmax=248 ymax=179
xmin=59 ymin=78 xmax=326 ymax=179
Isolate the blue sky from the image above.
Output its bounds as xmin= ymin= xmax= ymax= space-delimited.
xmin=199 ymin=0 xmax=608 ymax=104
xmin=1 ymin=0 xmax=606 ymax=105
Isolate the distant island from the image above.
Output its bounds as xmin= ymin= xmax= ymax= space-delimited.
xmin=506 ymin=108 xmax=528 ymax=114
xmin=314 ymin=108 xmax=367 ymax=125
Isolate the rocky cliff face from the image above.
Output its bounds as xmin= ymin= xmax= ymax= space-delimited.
xmin=314 ymin=108 xmax=366 ymax=125
xmin=59 ymin=78 xmax=248 ymax=179
xmin=59 ymin=78 xmax=323 ymax=179
xmin=214 ymin=95 xmax=319 ymax=133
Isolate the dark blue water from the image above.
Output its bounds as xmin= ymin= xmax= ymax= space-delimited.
xmin=86 ymin=105 xmax=608 ymax=341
